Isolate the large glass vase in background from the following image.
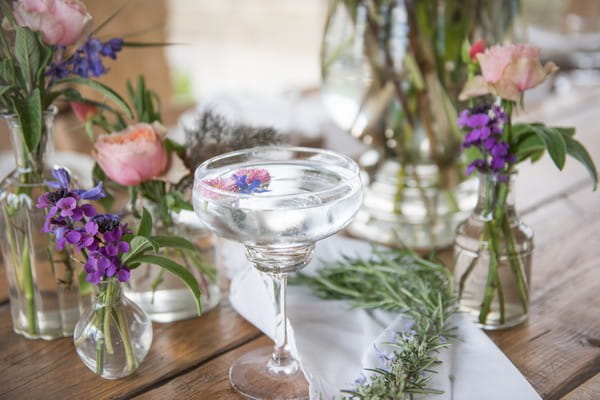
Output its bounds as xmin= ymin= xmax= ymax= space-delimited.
xmin=321 ymin=0 xmax=520 ymax=250
xmin=0 ymin=109 xmax=89 ymax=339
xmin=74 ymin=279 xmax=152 ymax=379
xmin=193 ymin=147 xmax=363 ymax=400
xmin=125 ymin=208 xmax=220 ymax=323
xmin=453 ymin=172 xmax=533 ymax=330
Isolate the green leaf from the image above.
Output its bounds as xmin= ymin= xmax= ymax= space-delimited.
xmin=0 ymin=59 xmax=16 ymax=86
xmin=513 ymin=133 xmax=545 ymax=163
xmin=36 ymin=39 xmax=53 ymax=87
xmin=10 ymin=88 xmax=42 ymax=153
xmin=562 ymin=134 xmax=598 ymax=190
xmin=52 ymin=77 xmax=133 ymax=118
xmin=530 ymin=125 xmax=567 ymax=170
xmin=137 ymin=207 xmax=153 ymax=237
xmin=150 ymin=235 xmax=196 ymax=251
xmin=14 ymin=27 xmax=40 ymax=90
xmin=134 ymin=254 xmax=202 ymax=314
xmin=121 ymin=235 xmax=159 ymax=264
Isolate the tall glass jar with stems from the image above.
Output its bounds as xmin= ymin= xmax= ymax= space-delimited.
xmin=453 ymin=171 xmax=533 ymax=329
xmin=320 ymin=0 xmax=521 ymax=249
xmin=0 ymin=108 xmax=90 ymax=339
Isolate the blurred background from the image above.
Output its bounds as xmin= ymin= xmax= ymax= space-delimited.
xmin=2 ymin=0 xmax=600 ymax=155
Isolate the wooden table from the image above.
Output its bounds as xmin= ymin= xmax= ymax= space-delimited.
xmin=0 ymin=87 xmax=599 ymax=400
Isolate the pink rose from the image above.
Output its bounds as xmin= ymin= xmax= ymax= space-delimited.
xmin=93 ymin=123 xmax=169 ymax=186
xmin=13 ymin=0 xmax=91 ymax=46
xmin=475 ymin=44 xmax=558 ymax=101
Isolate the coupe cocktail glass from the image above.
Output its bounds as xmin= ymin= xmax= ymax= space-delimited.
xmin=193 ymin=147 xmax=363 ymax=399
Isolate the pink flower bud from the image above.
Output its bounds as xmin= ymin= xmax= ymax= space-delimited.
xmin=469 ymin=39 xmax=485 ymax=61
xmin=70 ymin=101 xmax=98 ymax=122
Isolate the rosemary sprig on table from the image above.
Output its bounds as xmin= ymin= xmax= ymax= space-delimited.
xmin=294 ymin=249 xmax=457 ymax=399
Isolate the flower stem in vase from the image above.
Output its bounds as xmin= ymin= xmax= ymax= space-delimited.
xmin=115 ymin=303 xmax=138 ymax=372
xmin=501 ymin=217 xmax=529 ymax=313
xmin=22 ymin=243 xmax=38 ymax=335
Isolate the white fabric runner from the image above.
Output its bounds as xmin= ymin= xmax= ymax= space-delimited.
xmin=224 ymin=235 xmax=541 ymax=400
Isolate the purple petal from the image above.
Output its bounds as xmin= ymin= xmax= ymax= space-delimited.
xmin=85 ymin=221 xmax=98 ymax=235
xmin=52 ymin=168 xmax=71 ymax=189
xmin=72 ymin=208 xmax=84 ymax=221
xmin=79 ymin=181 xmax=106 ymax=200
xmin=65 ymin=230 xmax=82 ymax=244
xmin=117 ymin=268 xmax=130 ymax=282
xmin=57 ymin=197 xmax=76 ymax=210
xmin=457 ymin=110 xmax=470 ymax=128
xmin=81 ymin=204 xmax=97 ymax=218
xmin=86 ymin=272 xmax=101 ymax=284
xmin=491 ymin=157 xmax=506 ymax=171
xmin=484 ymin=137 xmax=497 ymax=151
xmin=117 ymin=241 xmax=130 ymax=253
xmin=36 ymin=193 xmax=52 ymax=208
xmin=466 ymin=113 xmax=490 ymax=128
xmin=106 ymin=264 xmax=117 ymax=277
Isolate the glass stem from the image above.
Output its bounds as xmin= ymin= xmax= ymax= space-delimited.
xmin=268 ymin=272 xmax=299 ymax=376
xmin=271 ymin=273 xmax=290 ymax=364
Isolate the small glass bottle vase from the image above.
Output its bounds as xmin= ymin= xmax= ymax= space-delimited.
xmin=0 ymin=110 xmax=89 ymax=339
xmin=125 ymin=209 xmax=220 ymax=323
xmin=74 ymin=279 xmax=153 ymax=379
xmin=454 ymin=172 xmax=533 ymax=330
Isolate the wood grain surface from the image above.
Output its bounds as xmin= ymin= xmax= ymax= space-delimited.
xmin=0 ymin=87 xmax=599 ymax=399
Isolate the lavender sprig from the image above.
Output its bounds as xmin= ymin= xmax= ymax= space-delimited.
xmin=47 ymin=36 xmax=124 ymax=80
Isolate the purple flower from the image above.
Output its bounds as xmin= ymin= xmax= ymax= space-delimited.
xmin=232 ymin=168 xmax=271 ymax=194
xmin=37 ymin=169 xmax=133 ymax=285
xmin=466 ymin=159 xmax=487 ymax=175
xmin=458 ymin=103 xmax=516 ymax=177
xmin=77 ymin=181 xmax=105 ymax=200
xmin=100 ymin=38 xmax=123 ymax=59
xmin=46 ymin=168 xmax=71 ymax=190
xmin=45 ymin=36 xmax=124 ymax=80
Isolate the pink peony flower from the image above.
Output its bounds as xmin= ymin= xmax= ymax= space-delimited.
xmin=13 ymin=0 xmax=92 ymax=46
xmin=475 ymin=44 xmax=558 ymax=101
xmin=93 ymin=123 xmax=169 ymax=186
xmin=70 ymin=101 xmax=98 ymax=122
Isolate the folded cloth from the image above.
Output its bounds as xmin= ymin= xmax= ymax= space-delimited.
xmin=225 ymin=235 xmax=541 ymax=400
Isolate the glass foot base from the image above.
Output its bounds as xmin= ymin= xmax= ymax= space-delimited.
xmin=229 ymin=346 xmax=309 ymax=400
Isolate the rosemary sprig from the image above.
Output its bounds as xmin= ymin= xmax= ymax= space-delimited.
xmin=294 ymin=248 xmax=457 ymax=399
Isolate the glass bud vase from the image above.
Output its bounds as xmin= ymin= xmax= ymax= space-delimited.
xmin=74 ymin=279 xmax=153 ymax=379
xmin=320 ymin=0 xmax=519 ymax=250
xmin=0 ymin=109 xmax=90 ymax=339
xmin=453 ymin=172 xmax=533 ymax=330
xmin=125 ymin=209 xmax=220 ymax=322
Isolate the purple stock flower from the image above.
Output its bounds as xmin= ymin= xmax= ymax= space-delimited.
xmin=458 ymin=103 xmax=516 ymax=178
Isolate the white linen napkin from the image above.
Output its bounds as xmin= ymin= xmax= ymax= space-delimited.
xmin=224 ymin=235 xmax=541 ymax=400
